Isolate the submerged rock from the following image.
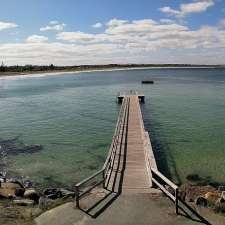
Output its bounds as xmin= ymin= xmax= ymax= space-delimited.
xmin=44 ymin=188 xmax=62 ymax=199
xmin=23 ymin=179 xmax=34 ymax=188
xmin=59 ymin=188 xmax=75 ymax=198
xmin=43 ymin=188 xmax=75 ymax=200
xmin=0 ymin=136 xmax=43 ymax=157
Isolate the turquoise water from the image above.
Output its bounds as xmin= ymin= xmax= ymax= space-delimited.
xmin=0 ymin=68 xmax=224 ymax=187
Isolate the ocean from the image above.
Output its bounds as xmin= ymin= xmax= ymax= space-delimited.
xmin=0 ymin=68 xmax=224 ymax=187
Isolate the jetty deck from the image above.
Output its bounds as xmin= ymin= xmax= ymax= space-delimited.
xmin=103 ymin=93 xmax=156 ymax=194
xmin=75 ymin=92 xmax=178 ymax=213
xmin=121 ymin=95 xmax=152 ymax=192
xmin=36 ymin=92 xmax=217 ymax=225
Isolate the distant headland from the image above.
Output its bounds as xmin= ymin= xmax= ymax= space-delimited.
xmin=0 ymin=63 xmax=225 ymax=77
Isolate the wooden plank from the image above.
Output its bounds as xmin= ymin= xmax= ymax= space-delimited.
xmin=122 ymin=95 xmax=152 ymax=193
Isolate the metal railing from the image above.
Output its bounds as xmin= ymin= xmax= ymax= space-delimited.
xmin=151 ymin=167 xmax=179 ymax=214
xmin=74 ymin=97 xmax=129 ymax=208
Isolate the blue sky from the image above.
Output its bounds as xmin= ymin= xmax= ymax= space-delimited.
xmin=0 ymin=0 xmax=225 ymax=65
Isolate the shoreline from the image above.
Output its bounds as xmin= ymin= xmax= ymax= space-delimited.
xmin=0 ymin=66 xmax=224 ymax=80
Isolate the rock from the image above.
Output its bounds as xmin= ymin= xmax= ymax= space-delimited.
xmin=13 ymin=199 xmax=34 ymax=206
xmin=195 ymin=196 xmax=207 ymax=207
xmin=44 ymin=188 xmax=62 ymax=199
xmin=39 ymin=196 xmax=47 ymax=210
xmin=59 ymin=188 xmax=75 ymax=198
xmin=0 ymin=182 xmax=25 ymax=198
xmin=7 ymin=178 xmax=23 ymax=187
xmin=218 ymin=186 xmax=225 ymax=192
xmin=216 ymin=197 xmax=225 ymax=204
xmin=221 ymin=191 xmax=225 ymax=201
xmin=205 ymin=192 xmax=221 ymax=204
xmin=38 ymin=196 xmax=54 ymax=210
xmin=23 ymin=180 xmax=33 ymax=188
xmin=178 ymin=190 xmax=186 ymax=201
xmin=179 ymin=183 xmax=216 ymax=202
xmin=186 ymin=174 xmax=201 ymax=182
xmin=24 ymin=188 xmax=40 ymax=203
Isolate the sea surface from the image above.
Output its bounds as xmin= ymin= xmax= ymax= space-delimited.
xmin=0 ymin=68 xmax=224 ymax=187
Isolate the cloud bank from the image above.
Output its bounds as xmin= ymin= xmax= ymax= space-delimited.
xmin=159 ymin=0 xmax=214 ymax=17
xmin=0 ymin=15 xmax=225 ymax=65
xmin=0 ymin=21 xmax=18 ymax=31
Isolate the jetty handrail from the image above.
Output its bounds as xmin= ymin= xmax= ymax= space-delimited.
xmin=74 ymin=97 xmax=129 ymax=208
xmin=151 ymin=167 xmax=179 ymax=214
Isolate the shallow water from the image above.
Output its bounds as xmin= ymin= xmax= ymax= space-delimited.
xmin=0 ymin=68 xmax=224 ymax=187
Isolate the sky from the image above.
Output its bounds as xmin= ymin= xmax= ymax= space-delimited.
xmin=0 ymin=0 xmax=225 ymax=65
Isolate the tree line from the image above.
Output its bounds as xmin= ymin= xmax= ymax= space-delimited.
xmin=0 ymin=62 xmax=223 ymax=73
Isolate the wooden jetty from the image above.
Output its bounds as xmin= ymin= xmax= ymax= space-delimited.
xmin=75 ymin=92 xmax=179 ymax=213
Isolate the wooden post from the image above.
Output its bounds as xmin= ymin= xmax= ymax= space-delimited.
xmin=102 ymin=170 xmax=105 ymax=189
xmin=75 ymin=186 xmax=80 ymax=208
xmin=175 ymin=188 xmax=179 ymax=214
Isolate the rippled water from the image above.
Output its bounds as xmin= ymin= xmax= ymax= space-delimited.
xmin=0 ymin=68 xmax=224 ymax=187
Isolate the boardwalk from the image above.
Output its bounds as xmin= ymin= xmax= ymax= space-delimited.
xmin=105 ymin=94 xmax=156 ymax=194
xmin=36 ymin=93 xmax=219 ymax=225
xmin=122 ymin=95 xmax=152 ymax=192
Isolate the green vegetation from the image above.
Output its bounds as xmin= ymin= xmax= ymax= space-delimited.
xmin=0 ymin=62 xmax=224 ymax=75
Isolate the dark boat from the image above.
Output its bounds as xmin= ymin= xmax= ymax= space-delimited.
xmin=141 ymin=80 xmax=154 ymax=84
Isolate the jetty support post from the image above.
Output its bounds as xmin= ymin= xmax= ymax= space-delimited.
xmin=139 ymin=95 xmax=145 ymax=103
xmin=117 ymin=96 xmax=124 ymax=104
xmin=75 ymin=186 xmax=80 ymax=208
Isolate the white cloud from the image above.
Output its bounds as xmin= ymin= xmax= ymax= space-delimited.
xmin=26 ymin=35 xmax=48 ymax=43
xmin=159 ymin=7 xmax=180 ymax=16
xmin=159 ymin=1 xmax=214 ymax=17
xmin=0 ymin=21 xmax=18 ymax=31
xmin=56 ymin=31 xmax=96 ymax=42
xmin=40 ymin=21 xmax=66 ymax=31
xmin=160 ymin=19 xmax=175 ymax=24
xmin=106 ymin=18 xmax=128 ymax=27
xmin=180 ymin=1 xmax=214 ymax=14
xmin=219 ymin=19 xmax=225 ymax=28
xmin=92 ymin=22 xmax=102 ymax=28
xmin=50 ymin=20 xmax=59 ymax=25
xmin=1 ymin=17 xmax=225 ymax=65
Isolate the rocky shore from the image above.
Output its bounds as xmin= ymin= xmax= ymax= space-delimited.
xmin=179 ymin=174 xmax=225 ymax=215
xmin=0 ymin=175 xmax=75 ymax=225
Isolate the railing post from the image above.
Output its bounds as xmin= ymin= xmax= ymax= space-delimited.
xmin=175 ymin=188 xmax=179 ymax=215
xmin=102 ymin=170 xmax=105 ymax=189
xmin=75 ymin=186 xmax=80 ymax=208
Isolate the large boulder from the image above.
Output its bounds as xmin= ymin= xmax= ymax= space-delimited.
xmin=195 ymin=196 xmax=207 ymax=207
xmin=205 ymin=192 xmax=221 ymax=204
xmin=24 ymin=188 xmax=40 ymax=203
xmin=0 ymin=182 xmax=25 ymax=198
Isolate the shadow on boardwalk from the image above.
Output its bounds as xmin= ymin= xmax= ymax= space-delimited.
xmin=177 ymin=198 xmax=212 ymax=225
xmin=75 ymin=100 xmax=213 ymax=224
xmin=79 ymin=190 xmax=119 ymax=218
